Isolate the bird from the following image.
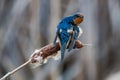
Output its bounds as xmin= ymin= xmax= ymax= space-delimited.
xmin=53 ymin=13 xmax=84 ymax=61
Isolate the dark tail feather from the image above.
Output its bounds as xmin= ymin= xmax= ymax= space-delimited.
xmin=68 ymin=33 xmax=76 ymax=52
xmin=68 ymin=39 xmax=75 ymax=52
xmin=61 ymin=52 xmax=64 ymax=61
xmin=53 ymin=34 xmax=57 ymax=46
xmin=61 ymin=43 xmax=66 ymax=61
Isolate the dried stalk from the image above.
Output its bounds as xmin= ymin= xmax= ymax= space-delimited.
xmin=0 ymin=59 xmax=31 ymax=80
xmin=0 ymin=40 xmax=83 ymax=80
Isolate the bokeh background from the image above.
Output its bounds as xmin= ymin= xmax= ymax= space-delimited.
xmin=0 ymin=0 xmax=120 ymax=80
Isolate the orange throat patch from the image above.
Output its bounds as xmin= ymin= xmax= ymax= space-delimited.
xmin=73 ymin=17 xmax=83 ymax=25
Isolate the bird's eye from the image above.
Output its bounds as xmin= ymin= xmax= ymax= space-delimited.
xmin=75 ymin=15 xmax=79 ymax=18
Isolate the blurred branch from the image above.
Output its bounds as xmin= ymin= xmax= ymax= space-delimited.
xmin=0 ymin=41 xmax=83 ymax=80
xmin=0 ymin=59 xmax=31 ymax=80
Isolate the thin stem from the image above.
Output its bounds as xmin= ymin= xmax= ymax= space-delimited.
xmin=83 ymin=43 xmax=93 ymax=46
xmin=0 ymin=59 xmax=31 ymax=80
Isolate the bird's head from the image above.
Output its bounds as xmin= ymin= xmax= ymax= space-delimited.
xmin=73 ymin=13 xmax=84 ymax=26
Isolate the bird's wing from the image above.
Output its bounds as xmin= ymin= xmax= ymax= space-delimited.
xmin=68 ymin=26 xmax=80 ymax=52
xmin=59 ymin=31 xmax=70 ymax=61
xmin=53 ymin=29 xmax=61 ymax=46
xmin=68 ymin=31 xmax=76 ymax=52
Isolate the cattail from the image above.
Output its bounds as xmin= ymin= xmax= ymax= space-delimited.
xmin=30 ymin=41 xmax=83 ymax=67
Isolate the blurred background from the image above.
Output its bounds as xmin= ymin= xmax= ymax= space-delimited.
xmin=0 ymin=0 xmax=120 ymax=80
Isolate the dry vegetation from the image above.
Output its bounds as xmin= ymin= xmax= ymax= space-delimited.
xmin=0 ymin=0 xmax=120 ymax=80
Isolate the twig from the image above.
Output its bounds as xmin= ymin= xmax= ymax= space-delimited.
xmin=0 ymin=59 xmax=31 ymax=80
xmin=83 ymin=43 xmax=93 ymax=46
